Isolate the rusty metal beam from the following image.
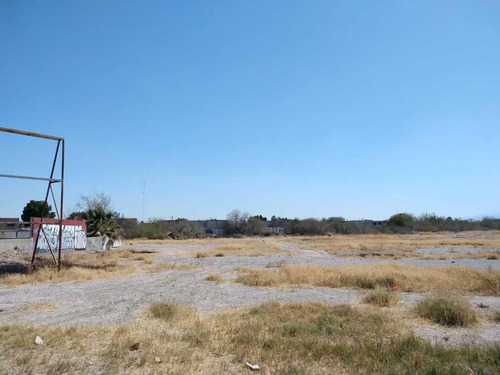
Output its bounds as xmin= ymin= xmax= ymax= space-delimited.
xmin=0 ymin=173 xmax=62 ymax=182
xmin=0 ymin=126 xmax=63 ymax=141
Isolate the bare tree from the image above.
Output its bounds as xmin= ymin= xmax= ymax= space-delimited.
xmin=76 ymin=192 xmax=115 ymax=215
xmin=226 ymin=209 xmax=249 ymax=234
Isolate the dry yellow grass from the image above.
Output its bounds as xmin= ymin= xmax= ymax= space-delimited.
xmin=204 ymin=274 xmax=223 ymax=283
xmin=145 ymin=262 xmax=198 ymax=274
xmin=1 ymin=302 xmax=499 ymax=374
xmin=281 ymin=232 xmax=500 ymax=252
xmin=191 ymin=240 xmax=286 ymax=257
xmin=327 ymin=249 xmax=500 ymax=260
xmin=1 ymin=265 xmax=135 ymax=287
xmin=1 ymin=249 xmax=156 ymax=288
xmin=1 ymin=248 xmax=202 ymax=287
xmin=19 ymin=303 xmax=58 ymax=312
xmin=362 ymin=288 xmax=399 ymax=307
xmin=235 ymin=263 xmax=500 ymax=295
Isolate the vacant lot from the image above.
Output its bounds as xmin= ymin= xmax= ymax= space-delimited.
xmin=1 ymin=231 xmax=499 ymax=374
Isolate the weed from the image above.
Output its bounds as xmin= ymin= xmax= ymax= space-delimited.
xmin=236 ymin=263 xmax=500 ymax=295
xmin=1 ymin=302 xmax=499 ymax=374
xmin=19 ymin=303 xmax=58 ymax=311
xmin=146 ymin=262 xmax=198 ymax=274
xmin=149 ymin=302 xmax=194 ymax=322
xmin=414 ymin=294 xmax=478 ymax=326
xmin=205 ymin=274 xmax=223 ymax=283
xmin=493 ymin=311 xmax=500 ymax=322
xmin=362 ymin=288 xmax=398 ymax=307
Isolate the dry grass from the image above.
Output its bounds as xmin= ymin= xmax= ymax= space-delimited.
xmin=338 ymin=250 xmax=500 ymax=261
xmin=0 ymin=249 xmax=189 ymax=287
xmin=414 ymin=294 xmax=478 ymax=326
xmin=0 ymin=248 xmax=199 ymax=287
xmin=145 ymin=262 xmax=198 ymax=274
xmin=236 ymin=263 xmax=500 ymax=295
xmin=1 ymin=265 xmax=135 ymax=287
xmin=148 ymin=302 xmax=195 ymax=322
xmin=362 ymin=288 xmax=399 ymax=307
xmin=127 ymin=232 xmax=500 ymax=260
xmin=203 ymin=239 xmax=284 ymax=256
xmin=493 ymin=311 xmax=500 ymax=322
xmin=1 ymin=302 xmax=499 ymax=374
xmin=282 ymin=232 xmax=500 ymax=252
xmin=327 ymin=249 xmax=500 ymax=261
xmin=204 ymin=274 xmax=223 ymax=283
xmin=189 ymin=239 xmax=287 ymax=257
xmin=19 ymin=303 xmax=58 ymax=312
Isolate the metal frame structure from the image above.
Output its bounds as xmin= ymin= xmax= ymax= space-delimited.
xmin=0 ymin=127 xmax=65 ymax=270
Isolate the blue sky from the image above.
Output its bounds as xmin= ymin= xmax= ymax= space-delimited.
xmin=1 ymin=1 xmax=499 ymax=221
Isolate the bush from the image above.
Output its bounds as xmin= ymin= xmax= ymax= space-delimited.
xmin=384 ymin=213 xmax=415 ymax=233
xmin=290 ymin=218 xmax=328 ymax=235
xmin=149 ymin=302 xmax=192 ymax=322
xmin=363 ymin=288 xmax=399 ymax=307
xmin=414 ymin=295 xmax=478 ymax=326
xmin=245 ymin=216 xmax=269 ymax=235
xmin=494 ymin=311 xmax=500 ymax=322
xmin=118 ymin=219 xmax=140 ymax=239
xmin=205 ymin=274 xmax=223 ymax=283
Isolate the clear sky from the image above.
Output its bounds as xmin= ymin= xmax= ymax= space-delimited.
xmin=1 ymin=1 xmax=499 ymax=221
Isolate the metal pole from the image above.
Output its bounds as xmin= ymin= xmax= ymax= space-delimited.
xmin=32 ymin=140 xmax=60 ymax=264
xmin=0 ymin=174 xmax=62 ymax=182
xmin=58 ymin=139 xmax=65 ymax=270
xmin=0 ymin=126 xmax=62 ymax=141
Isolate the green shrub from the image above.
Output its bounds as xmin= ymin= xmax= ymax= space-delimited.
xmin=414 ymin=295 xmax=478 ymax=326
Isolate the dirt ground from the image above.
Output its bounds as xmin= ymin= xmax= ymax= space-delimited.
xmin=1 ymin=232 xmax=500 ymax=348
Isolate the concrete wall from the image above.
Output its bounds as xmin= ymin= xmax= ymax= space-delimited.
xmin=86 ymin=237 xmax=106 ymax=251
xmin=0 ymin=236 xmax=120 ymax=261
xmin=0 ymin=238 xmax=33 ymax=254
xmin=0 ymin=230 xmax=32 ymax=239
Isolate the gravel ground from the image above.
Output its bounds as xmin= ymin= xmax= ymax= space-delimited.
xmin=414 ymin=323 xmax=500 ymax=346
xmin=1 ymin=240 xmax=499 ymax=347
xmin=0 ymin=266 xmax=360 ymax=326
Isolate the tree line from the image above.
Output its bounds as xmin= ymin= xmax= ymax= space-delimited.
xmin=19 ymin=198 xmax=500 ymax=240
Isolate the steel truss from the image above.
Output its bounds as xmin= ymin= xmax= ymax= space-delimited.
xmin=0 ymin=127 xmax=65 ymax=269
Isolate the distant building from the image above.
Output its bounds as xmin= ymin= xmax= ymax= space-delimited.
xmin=115 ymin=218 xmax=138 ymax=226
xmin=0 ymin=218 xmax=19 ymax=231
xmin=266 ymin=220 xmax=286 ymax=235
xmin=0 ymin=218 xmax=31 ymax=239
xmin=348 ymin=219 xmax=386 ymax=231
xmin=189 ymin=219 xmax=227 ymax=236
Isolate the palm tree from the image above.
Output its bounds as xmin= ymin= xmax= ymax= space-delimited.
xmin=78 ymin=208 xmax=120 ymax=241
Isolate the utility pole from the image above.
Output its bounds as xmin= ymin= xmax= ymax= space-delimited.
xmin=142 ymin=181 xmax=145 ymax=223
